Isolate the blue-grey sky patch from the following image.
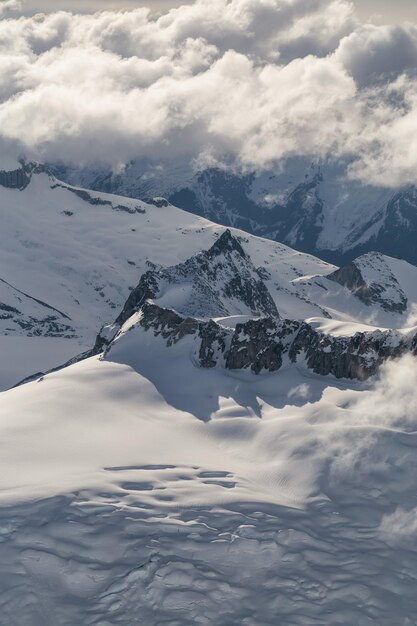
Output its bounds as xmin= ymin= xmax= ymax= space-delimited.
xmin=355 ymin=0 xmax=417 ymax=23
xmin=9 ymin=1 xmax=417 ymax=23
xmin=18 ymin=0 xmax=191 ymax=15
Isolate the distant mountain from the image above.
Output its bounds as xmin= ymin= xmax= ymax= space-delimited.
xmin=327 ymin=252 xmax=412 ymax=314
xmin=55 ymin=158 xmax=417 ymax=266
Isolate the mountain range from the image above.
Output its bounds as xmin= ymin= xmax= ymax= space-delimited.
xmin=1 ymin=159 xmax=417 ymax=624
xmin=55 ymin=157 xmax=417 ymax=266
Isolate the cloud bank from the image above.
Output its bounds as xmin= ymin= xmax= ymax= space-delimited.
xmin=1 ymin=0 xmax=417 ymax=185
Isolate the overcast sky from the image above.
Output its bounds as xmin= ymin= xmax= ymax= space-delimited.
xmin=15 ymin=1 xmax=417 ymax=23
xmin=3 ymin=0 xmax=417 ymax=187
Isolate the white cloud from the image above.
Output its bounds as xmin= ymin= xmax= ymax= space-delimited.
xmin=349 ymin=354 xmax=417 ymax=430
xmin=379 ymin=507 xmax=417 ymax=542
xmin=318 ymin=355 xmax=417 ymax=511
xmin=1 ymin=0 xmax=417 ymax=185
xmin=0 ymin=0 xmax=20 ymax=16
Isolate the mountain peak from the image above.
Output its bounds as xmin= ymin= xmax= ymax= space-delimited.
xmin=208 ymin=229 xmax=246 ymax=259
xmin=103 ymin=229 xmax=279 ymax=346
xmin=328 ymin=251 xmax=409 ymax=313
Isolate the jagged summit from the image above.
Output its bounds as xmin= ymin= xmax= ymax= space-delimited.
xmin=115 ymin=229 xmax=279 ymax=326
xmin=92 ymin=233 xmax=417 ymax=384
xmin=207 ymin=228 xmax=246 ymax=258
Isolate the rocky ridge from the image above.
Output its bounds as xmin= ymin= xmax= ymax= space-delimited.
xmin=96 ymin=231 xmax=417 ymax=381
xmin=0 ymin=276 xmax=76 ymax=338
xmin=104 ymin=301 xmax=415 ymax=380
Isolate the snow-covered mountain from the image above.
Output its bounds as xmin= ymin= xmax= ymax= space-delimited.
xmin=3 ymin=161 xmax=417 ymax=388
xmin=84 ymin=228 xmax=416 ymax=382
xmin=115 ymin=229 xmax=279 ymax=323
xmin=1 ymin=297 xmax=417 ymax=625
xmin=57 ymin=157 xmax=417 ymax=266
xmin=2 ymin=160 xmax=417 ymax=624
xmin=0 ymin=161 xmax=334 ymax=388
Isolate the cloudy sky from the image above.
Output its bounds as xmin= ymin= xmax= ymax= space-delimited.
xmin=2 ymin=0 xmax=417 ymax=186
xmin=15 ymin=1 xmax=417 ymax=22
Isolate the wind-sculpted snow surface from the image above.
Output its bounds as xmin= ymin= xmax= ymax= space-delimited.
xmin=1 ymin=342 xmax=417 ymax=624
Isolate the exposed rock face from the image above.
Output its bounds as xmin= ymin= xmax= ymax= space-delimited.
xmin=95 ymin=231 xmax=417 ymax=382
xmin=328 ymin=252 xmax=408 ymax=313
xmin=0 ymin=167 xmax=30 ymax=190
xmin=116 ymin=229 xmax=279 ymax=324
xmin=104 ymin=301 xmax=417 ymax=381
xmin=116 ymin=272 xmax=160 ymax=326
xmin=198 ymin=320 xmax=229 ymax=368
xmin=328 ymin=263 xmax=370 ymax=300
xmin=225 ymin=318 xmax=299 ymax=374
xmin=0 ymin=162 xmax=52 ymax=191
xmin=138 ymin=302 xmax=198 ymax=346
xmin=289 ymin=324 xmax=408 ymax=380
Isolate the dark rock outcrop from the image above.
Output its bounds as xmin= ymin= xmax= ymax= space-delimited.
xmin=111 ymin=301 xmax=416 ymax=381
xmin=198 ymin=320 xmax=229 ymax=368
xmin=0 ymin=167 xmax=30 ymax=190
xmin=93 ymin=232 xmax=417 ymax=383
xmin=225 ymin=318 xmax=298 ymax=374
xmin=328 ymin=253 xmax=408 ymax=313
xmin=289 ymin=324 xmax=408 ymax=380
xmin=139 ymin=302 xmax=198 ymax=346
xmin=0 ymin=161 xmax=49 ymax=190
xmin=116 ymin=272 xmax=160 ymax=326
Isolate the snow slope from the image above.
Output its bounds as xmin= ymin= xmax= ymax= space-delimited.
xmin=60 ymin=156 xmax=417 ymax=265
xmin=0 ymin=335 xmax=88 ymax=392
xmin=2 ymin=164 xmax=417 ymax=623
xmin=0 ymin=166 xmax=334 ymax=387
xmin=1 ymin=325 xmax=417 ymax=624
xmin=293 ymin=251 xmax=417 ymax=329
xmin=0 ymin=169 xmax=334 ymax=339
xmin=3 ymin=166 xmax=417 ymax=389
